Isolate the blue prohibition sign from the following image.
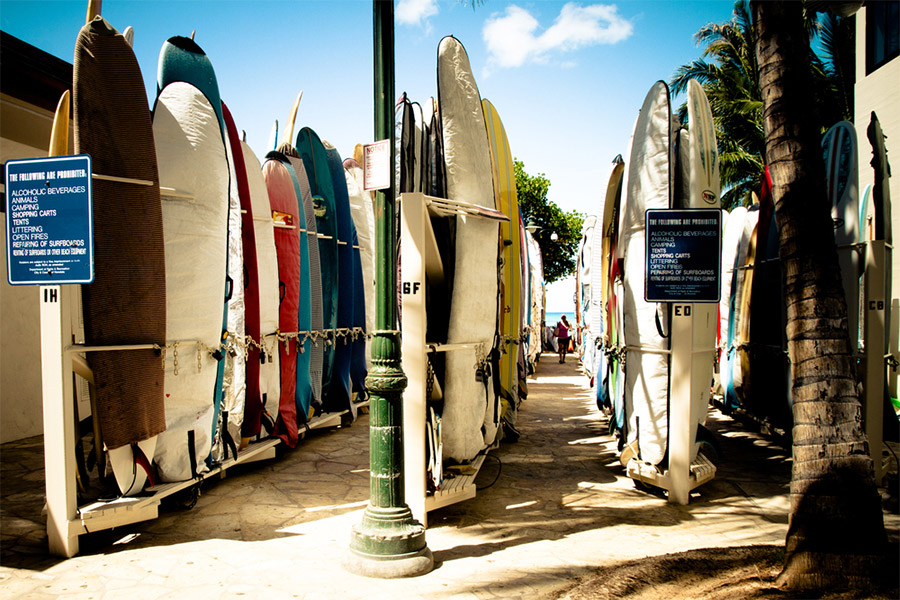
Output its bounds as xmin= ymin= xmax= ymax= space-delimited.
xmin=6 ymin=155 xmax=94 ymax=285
xmin=645 ymin=208 xmax=721 ymax=303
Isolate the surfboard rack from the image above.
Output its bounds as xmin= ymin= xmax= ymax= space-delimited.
xmin=862 ymin=238 xmax=893 ymax=484
xmin=623 ymin=302 xmax=718 ymax=504
xmin=39 ymin=284 xmax=362 ymax=557
xmin=626 ymin=451 xmax=716 ymax=494
xmin=400 ymin=192 xmax=498 ymax=527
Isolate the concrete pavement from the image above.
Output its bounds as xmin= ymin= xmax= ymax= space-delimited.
xmin=2 ymin=356 xmax=896 ymax=599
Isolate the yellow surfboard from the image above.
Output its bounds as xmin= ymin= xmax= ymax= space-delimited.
xmin=482 ymin=98 xmax=522 ymax=426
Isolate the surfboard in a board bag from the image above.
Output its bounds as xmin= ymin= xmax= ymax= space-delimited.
xmin=261 ymin=153 xmax=301 ymax=447
xmin=866 ymin=111 xmax=896 ymax=421
xmin=524 ymin=228 xmax=544 ymax=371
xmin=290 ymin=152 xmax=325 ymax=412
xmin=482 ymin=98 xmax=522 ymax=428
xmin=210 ymin=102 xmax=246 ymax=464
xmin=344 ymin=157 xmax=376 ymax=374
xmin=74 ymin=16 xmax=165 ymax=494
xmin=438 ymin=35 xmax=501 ymax=460
xmin=277 ymin=150 xmax=316 ymax=422
xmin=744 ymin=167 xmax=792 ymax=429
xmin=823 ymin=121 xmax=861 ymax=353
xmin=296 ymin=127 xmax=340 ymax=410
xmin=240 ymin=140 xmax=281 ymax=442
xmin=576 ymin=216 xmax=596 ymax=377
xmin=323 ymin=142 xmax=357 ymax=420
xmin=151 ymin=35 xmax=230 ymax=483
xmin=619 ymin=80 xmax=672 ymax=467
xmin=683 ymin=78 xmax=721 ymax=458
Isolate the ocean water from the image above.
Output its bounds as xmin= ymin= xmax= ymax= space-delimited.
xmin=545 ymin=311 xmax=571 ymax=329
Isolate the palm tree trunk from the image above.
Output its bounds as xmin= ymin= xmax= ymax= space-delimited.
xmin=751 ymin=0 xmax=887 ymax=591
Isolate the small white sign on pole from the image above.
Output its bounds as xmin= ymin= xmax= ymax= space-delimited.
xmin=363 ymin=139 xmax=391 ymax=192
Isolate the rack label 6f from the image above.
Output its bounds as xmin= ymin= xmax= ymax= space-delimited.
xmin=402 ymin=281 xmax=421 ymax=295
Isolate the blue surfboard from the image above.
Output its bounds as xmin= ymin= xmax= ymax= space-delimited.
xmin=296 ymin=128 xmax=339 ymax=411
xmin=324 ymin=143 xmax=356 ymax=418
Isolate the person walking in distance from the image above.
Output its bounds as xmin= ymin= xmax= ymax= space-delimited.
xmin=555 ymin=315 xmax=571 ymax=364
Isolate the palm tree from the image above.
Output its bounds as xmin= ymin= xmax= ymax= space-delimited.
xmin=672 ymin=0 xmax=856 ymax=210
xmin=671 ymin=1 xmax=764 ymax=209
xmin=751 ymin=0 xmax=888 ymax=591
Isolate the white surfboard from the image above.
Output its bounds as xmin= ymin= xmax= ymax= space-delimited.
xmin=685 ymin=79 xmax=721 ymax=458
xmin=344 ymin=157 xmax=376 ymax=370
xmin=153 ymin=82 xmax=229 ymax=482
xmin=438 ymin=36 xmax=501 ymax=461
xmin=620 ymin=81 xmax=672 ymax=466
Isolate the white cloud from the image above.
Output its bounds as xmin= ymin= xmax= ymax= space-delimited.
xmin=483 ymin=3 xmax=633 ymax=69
xmin=396 ymin=0 xmax=439 ymax=27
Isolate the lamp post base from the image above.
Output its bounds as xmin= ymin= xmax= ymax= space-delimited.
xmin=345 ymin=506 xmax=433 ymax=578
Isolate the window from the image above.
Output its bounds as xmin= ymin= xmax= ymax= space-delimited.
xmin=866 ymin=1 xmax=900 ymax=74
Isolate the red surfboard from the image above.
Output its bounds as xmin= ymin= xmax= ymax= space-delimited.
xmin=261 ymin=154 xmax=300 ymax=447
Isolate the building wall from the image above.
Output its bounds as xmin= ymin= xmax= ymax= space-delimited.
xmin=854 ymin=5 xmax=899 ymax=400
xmin=1 ymin=33 xmax=73 ymax=443
xmin=1 ymin=94 xmax=55 ymax=443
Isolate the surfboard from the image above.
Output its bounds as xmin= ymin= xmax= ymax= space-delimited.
xmin=718 ymin=206 xmax=746 ymax=400
xmin=220 ymin=102 xmax=262 ymax=450
xmin=425 ymin=97 xmax=446 ymax=198
xmin=620 ymin=80 xmax=672 ymax=467
xmin=614 ymin=127 xmax=637 ymax=442
xmin=344 ymin=157 xmax=376 ymax=371
xmin=866 ymin=111 xmax=895 ymax=413
xmin=724 ymin=203 xmax=760 ymax=411
xmin=211 ymin=102 xmax=247 ymax=464
xmin=517 ymin=209 xmax=529 ymax=400
xmin=438 ymin=36 xmax=501 ymax=460
xmin=349 ymin=223 xmax=368 ymax=401
xmin=278 ymin=151 xmax=316 ymax=422
xmin=525 ymin=228 xmax=544 ymax=371
xmin=412 ymin=101 xmax=427 ymax=193
xmin=577 ymin=216 xmax=597 ymax=375
xmin=595 ymin=156 xmax=626 ymax=413
xmin=151 ymin=35 xmax=228 ymax=482
xmin=240 ymin=139 xmax=281 ymax=444
xmin=291 ymin=153 xmax=325 ymax=412
xmin=261 ymin=153 xmax=301 ymax=447
xmin=482 ymin=98 xmax=522 ymax=428
xmin=296 ymin=127 xmax=339 ymax=410
xmin=684 ymin=78 xmax=721 ymax=456
xmin=223 ymin=104 xmax=259 ymax=450
xmin=323 ymin=141 xmax=356 ymax=420
xmin=74 ymin=18 xmax=165 ymax=495
xmin=823 ymin=121 xmax=861 ymax=354
xmin=745 ymin=167 xmax=792 ymax=428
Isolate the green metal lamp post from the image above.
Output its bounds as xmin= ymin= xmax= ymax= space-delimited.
xmin=344 ymin=0 xmax=433 ymax=578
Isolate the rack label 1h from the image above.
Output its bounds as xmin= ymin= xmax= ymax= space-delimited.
xmin=5 ymin=155 xmax=93 ymax=285
xmin=644 ymin=208 xmax=721 ymax=303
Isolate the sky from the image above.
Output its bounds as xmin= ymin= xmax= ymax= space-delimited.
xmin=1 ymin=0 xmax=738 ymax=312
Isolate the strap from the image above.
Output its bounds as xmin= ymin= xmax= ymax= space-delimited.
xmin=132 ymin=442 xmax=156 ymax=488
xmin=654 ymin=305 xmax=669 ymax=339
xmin=187 ymin=429 xmax=198 ymax=479
xmin=221 ymin=411 xmax=238 ymax=461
